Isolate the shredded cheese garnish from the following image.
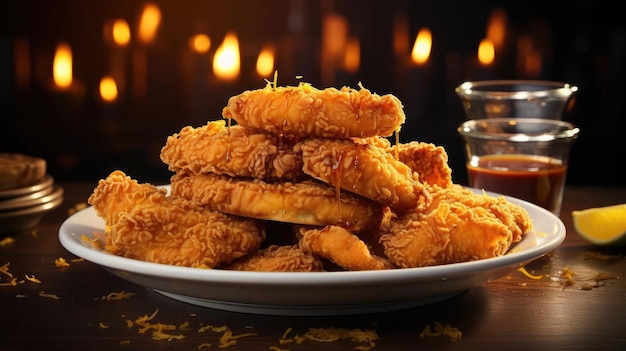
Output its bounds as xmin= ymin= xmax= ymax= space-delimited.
xmin=39 ymin=291 xmax=60 ymax=299
xmin=276 ymin=327 xmax=378 ymax=350
xmin=0 ymin=278 xmax=17 ymax=287
xmin=0 ymin=237 xmax=15 ymax=247
xmin=218 ymin=329 xmax=258 ymax=348
xmin=0 ymin=262 xmax=17 ymax=287
xmin=80 ymin=234 xmax=100 ymax=248
xmin=1 ymin=262 xmax=13 ymax=278
xmin=25 ymin=274 xmax=42 ymax=283
xmin=55 ymin=257 xmax=70 ymax=267
xmin=101 ymin=290 xmax=135 ymax=301
xmin=559 ymin=267 xmax=576 ymax=288
xmin=99 ymin=322 xmax=110 ymax=329
xmin=518 ymin=266 xmax=544 ymax=280
xmin=420 ymin=321 xmax=463 ymax=341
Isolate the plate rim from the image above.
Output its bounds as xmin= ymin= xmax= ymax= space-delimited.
xmin=58 ymin=187 xmax=565 ymax=286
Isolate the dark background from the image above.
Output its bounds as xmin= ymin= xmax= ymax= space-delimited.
xmin=1 ymin=0 xmax=624 ymax=186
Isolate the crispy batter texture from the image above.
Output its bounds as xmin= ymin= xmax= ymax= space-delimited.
xmin=379 ymin=186 xmax=532 ymax=268
xmin=88 ymin=170 xmax=266 ymax=268
xmin=296 ymin=137 xmax=427 ymax=212
xmin=224 ymin=245 xmax=325 ymax=272
xmin=160 ymin=120 xmax=303 ymax=181
xmin=394 ymin=142 xmax=453 ymax=189
xmin=362 ymin=137 xmax=453 ymax=189
xmin=222 ymin=84 xmax=405 ymax=139
xmin=170 ymin=173 xmax=383 ymax=232
xmin=297 ymin=225 xmax=393 ymax=271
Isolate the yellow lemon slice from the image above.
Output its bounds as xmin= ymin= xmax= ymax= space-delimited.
xmin=572 ymin=204 xmax=626 ymax=245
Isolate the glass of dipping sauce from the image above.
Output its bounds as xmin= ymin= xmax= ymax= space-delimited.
xmin=458 ymin=118 xmax=580 ymax=216
xmin=455 ymin=80 xmax=578 ymax=120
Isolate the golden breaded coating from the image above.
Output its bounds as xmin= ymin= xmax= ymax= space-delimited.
xmin=222 ymin=83 xmax=405 ymax=139
xmin=296 ymin=137 xmax=427 ymax=212
xmin=88 ymin=170 xmax=266 ymax=268
xmin=160 ymin=120 xmax=303 ymax=181
xmin=297 ymin=225 xmax=393 ymax=271
xmin=379 ymin=186 xmax=532 ymax=268
xmin=394 ymin=141 xmax=453 ymax=189
xmin=360 ymin=137 xmax=453 ymax=189
xmin=224 ymin=245 xmax=325 ymax=272
xmin=170 ymin=173 xmax=383 ymax=232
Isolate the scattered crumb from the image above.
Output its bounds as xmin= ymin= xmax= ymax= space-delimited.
xmin=38 ymin=291 xmax=60 ymax=300
xmin=420 ymin=321 xmax=462 ymax=341
xmin=55 ymin=257 xmax=70 ymax=267
xmin=0 ymin=237 xmax=15 ymax=247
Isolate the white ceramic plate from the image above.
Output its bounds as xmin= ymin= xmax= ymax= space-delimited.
xmin=58 ymin=187 xmax=565 ymax=316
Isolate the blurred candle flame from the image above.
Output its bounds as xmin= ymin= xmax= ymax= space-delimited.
xmin=256 ymin=43 xmax=275 ymax=77
xmin=411 ymin=28 xmax=432 ymax=65
xmin=487 ymin=8 xmax=507 ymax=50
xmin=213 ymin=31 xmax=240 ymax=81
xmin=137 ymin=3 xmax=161 ymax=44
xmin=321 ymin=13 xmax=348 ymax=85
xmin=99 ymin=76 xmax=118 ymax=102
xmin=393 ymin=13 xmax=409 ymax=56
xmin=478 ymin=38 xmax=495 ymax=66
xmin=113 ymin=19 xmax=131 ymax=47
xmin=14 ymin=37 xmax=30 ymax=90
xmin=517 ymin=36 xmax=542 ymax=78
xmin=53 ymin=42 xmax=73 ymax=88
xmin=344 ymin=36 xmax=360 ymax=73
xmin=189 ymin=34 xmax=211 ymax=53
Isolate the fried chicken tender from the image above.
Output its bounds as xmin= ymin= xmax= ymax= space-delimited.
xmin=170 ymin=173 xmax=383 ymax=232
xmin=88 ymin=170 xmax=266 ymax=268
xmin=222 ymin=83 xmax=405 ymax=139
xmin=362 ymin=137 xmax=453 ymax=189
xmin=160 ymin=120 xmax=303 ymax=181
xmin=224 ymin=245 xmax=325 ymax=272
xmin=394 ymin=142 xmax=453 ymax=189
xmin=297 ymin=225 xmax=393 ymax=271
xmin=379 ymin=186 xmax=532 ymax=268
xmin=296 ymin=137 xmax=427 ymax=212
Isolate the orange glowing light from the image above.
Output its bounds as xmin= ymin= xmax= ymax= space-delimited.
xmin=487 ymin=8 xmax=507 ymax=50
xmin=393 ymin=13 xmax=409 ymax=56
xmin=53 ymin=42 xmax=73 ymax=88
xmin=113 ymin=19 xmax=131 ymax=46
xmin=137 ymin=3 xmax=161 ymax=44
xmin=189 ymin=34 xmax=211 ymax=53
xmin=478 ymin=38 xmax=495 ymax=66
xmin=213 ymin=32 xmax=240 ymax=81
xmin=322 ymin=14 xmax=348 ymax=57
xmin=517 ymin=36 xmax=542 ymax=78
xmin=256 ymin=43 xmax=275 ymax=77
xmin=344 ymin=36 xmax=360 ymax=73
xmin=411 ymin=28 xmax=432 ymax=65
xmin=14 ymin=37 xmax=30 ymax=90
xmin=99 ymin=76 xmax=118 ymax=102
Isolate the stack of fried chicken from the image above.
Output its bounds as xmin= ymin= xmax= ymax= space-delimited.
xmin=88 ymin=83 xmax=532 ymax=272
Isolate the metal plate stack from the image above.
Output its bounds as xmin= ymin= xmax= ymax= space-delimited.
xmin=0 ymin=153 xmax=63 ymax=233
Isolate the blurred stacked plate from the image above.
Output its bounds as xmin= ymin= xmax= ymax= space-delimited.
xmin=0 ymin=153 xmax=63 ymax=233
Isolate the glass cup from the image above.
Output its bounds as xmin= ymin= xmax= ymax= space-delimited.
xmin=457 ymin=118 xmax=580 ymax=216
xmin=455 ymin=80 xmax=578 ymax=119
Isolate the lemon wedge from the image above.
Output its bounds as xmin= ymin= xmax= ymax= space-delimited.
xmin=572 ymin=204 xmax=626 ymax=245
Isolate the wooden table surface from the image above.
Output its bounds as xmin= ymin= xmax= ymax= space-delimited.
xmin=1 ymin=182 xmax=625 ymax=350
